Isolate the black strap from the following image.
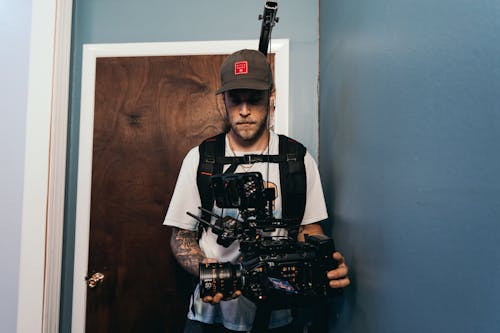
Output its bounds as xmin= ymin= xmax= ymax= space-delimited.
xmin=251 ymin=301 xmax=273 ymax=333
xmin=216 ymin=154 xmax=290 ymax=165
xmin=197 ymin=133 xmax=225 ymax=231
xmin=278 ymin=135 xmax=307 ymax=240
xmin=223 ymin=154 xmax=288 ymax=174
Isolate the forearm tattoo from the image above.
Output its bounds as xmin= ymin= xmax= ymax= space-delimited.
xmin=170 ymin=227 xmax=206 ymax=276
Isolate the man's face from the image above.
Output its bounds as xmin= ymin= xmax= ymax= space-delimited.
xmin=224 ymin=89 xmax=270 ymax=144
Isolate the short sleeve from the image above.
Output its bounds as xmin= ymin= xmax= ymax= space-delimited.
xmin=163 ymin=147 xmax=202 ymax=231
xmin=300 ymin=151 xmax=328 ymax=225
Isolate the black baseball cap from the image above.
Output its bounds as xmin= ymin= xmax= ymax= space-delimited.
xmin=216 ymin=49 xmax=273 ymax=94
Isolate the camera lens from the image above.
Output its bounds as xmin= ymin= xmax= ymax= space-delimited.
xmin=199 ymin=262 xmax=243 ymax=298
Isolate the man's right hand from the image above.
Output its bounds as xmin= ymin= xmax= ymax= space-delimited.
xmin=202 ymin=290 xmax=242 ymax=304
xmin=201 ymin=258 xmax=242 ymax=304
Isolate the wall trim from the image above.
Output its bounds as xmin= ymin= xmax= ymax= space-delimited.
xmin=17 ymin=0 xmax=73 ymax=332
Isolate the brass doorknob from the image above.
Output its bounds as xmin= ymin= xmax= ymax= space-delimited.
xmin=87 ymin=272 xmax=105 ymax=288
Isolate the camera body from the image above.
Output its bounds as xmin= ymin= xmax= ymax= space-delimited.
xmin=200 ymin=234 xmax=336 ymax=304
xmin=211 ymin=172 xmax=270 ymax=210
xmin=193 ymin=172 xmax=337 ymax=304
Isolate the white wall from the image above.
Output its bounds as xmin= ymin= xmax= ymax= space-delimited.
xmin=0 ymin=0 xmax=32 ymax=331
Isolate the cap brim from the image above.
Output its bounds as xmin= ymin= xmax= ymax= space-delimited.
xmin=215 ymin=79 xmax=271 ymax=94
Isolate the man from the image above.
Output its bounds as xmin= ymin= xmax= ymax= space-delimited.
xmin=164 ymin=49 xmax=349 ymax=333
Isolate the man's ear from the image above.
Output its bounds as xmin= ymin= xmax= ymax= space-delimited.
xmin=216 ymin=92 xmax=226 ymax=117
xmin=269 ymin=88 xmax=276 ymax=110
xmin=216 ymin=93 xmax=231 ymax=132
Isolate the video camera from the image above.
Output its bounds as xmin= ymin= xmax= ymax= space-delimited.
xmin=187 ymin=172 xmax=337 ymax=304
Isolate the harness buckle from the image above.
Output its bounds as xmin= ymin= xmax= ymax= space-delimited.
xmin=243 ymin=154 xmax=263 ymax=164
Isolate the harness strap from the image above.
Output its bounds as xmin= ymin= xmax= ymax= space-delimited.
xmin=222 ymin=154 xmax=294 ymax=175
xmin=278 ymin=135 xmax=307 ymax=240
xmin=196 ymin=133 xmax=225 ymax=230
xmin=196 ymin=133 xmax=307 ymax=239
xmin=215 ymin=154 xmax=294 ymax=165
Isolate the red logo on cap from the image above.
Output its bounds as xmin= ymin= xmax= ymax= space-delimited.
xmin=234 ymin=61 xmax=248 ymax=75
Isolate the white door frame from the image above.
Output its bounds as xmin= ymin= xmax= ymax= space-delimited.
xmin=17 ymin=0 xmax=73 ymax=332
xmin=72 ymin=39 xmax=289 ymax=333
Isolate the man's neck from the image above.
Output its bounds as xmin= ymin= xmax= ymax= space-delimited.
xmin=227 ymin=130 xmax=270 ymax=153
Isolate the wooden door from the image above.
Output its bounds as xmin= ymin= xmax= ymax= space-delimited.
xmin=85 ymin=55 xmax=228 ymax=333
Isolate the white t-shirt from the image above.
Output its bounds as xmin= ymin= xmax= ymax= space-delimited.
xmin=163 ymin=131 xmax=328 ymax=331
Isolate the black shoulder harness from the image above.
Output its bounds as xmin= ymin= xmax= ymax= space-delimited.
xmin=196 ymin=133 xmax=307 ymax=239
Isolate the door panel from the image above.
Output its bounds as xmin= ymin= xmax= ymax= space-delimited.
xmin=86 ymin=55 xmax=228 ymax=333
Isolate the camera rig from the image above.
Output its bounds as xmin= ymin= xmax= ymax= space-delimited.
xmin=186 ymin=172 xmax=337 ymax=305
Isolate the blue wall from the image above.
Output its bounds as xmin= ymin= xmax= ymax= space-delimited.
xmin=62 ymin=1 xmax=319 ymax=331
xmin=0 ymin=1 xmax=32 ymax=332
xmin=320 ymin=1 xmax=500 ymax=332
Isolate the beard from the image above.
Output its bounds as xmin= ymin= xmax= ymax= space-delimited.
xmin=228 ymin=112 xmax=269 ymax=144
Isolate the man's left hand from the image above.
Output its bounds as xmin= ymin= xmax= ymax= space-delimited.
xmin=327 ymin=252 xmax=350 ymax=288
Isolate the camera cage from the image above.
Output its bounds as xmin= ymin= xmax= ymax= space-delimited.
xmin=187 ymin=172 xmax=292 ymax=246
